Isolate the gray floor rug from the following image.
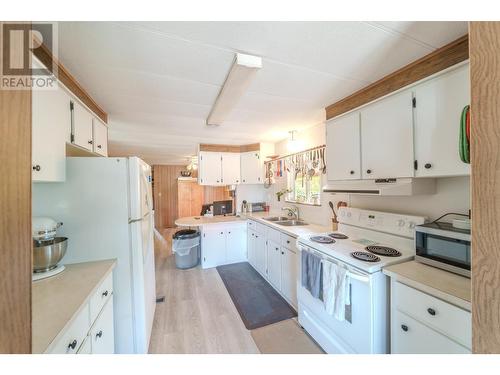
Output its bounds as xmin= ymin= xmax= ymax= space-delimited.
xmin=216 ymin=262 xmax=297 ymax=330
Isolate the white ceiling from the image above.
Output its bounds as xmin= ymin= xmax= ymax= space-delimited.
xmin=57 ymin=21 xmax=468 ymax=165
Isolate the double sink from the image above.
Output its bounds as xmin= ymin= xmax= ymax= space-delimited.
xmin=262 ymin=216 xmax=309 ymax=226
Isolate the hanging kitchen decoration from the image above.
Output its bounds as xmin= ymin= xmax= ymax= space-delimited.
xmin=264 ymin=144 xmax=326 ymax=186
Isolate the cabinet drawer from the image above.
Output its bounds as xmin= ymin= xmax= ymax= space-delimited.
xmin=77 ymin=335 xmax=92 ymax=354
xmin=47 ymin=303 xmax=90 ymax=354
xmin=248 ymin=219 xmax=265 ymax=234
xmin=90 ymin=273 xmax=113 ymax=323
xmin=392 ymin=310 xmax=470 ymax=354
xmin=394 ymin=282 xmax=471 ymax=348
xmin=281 ymin=233 xmax=297 ymax=250
xmin=266 ymin=227 xmax=281 ymax=244
xmin=90 ymin=297 xmax=115 ymax=354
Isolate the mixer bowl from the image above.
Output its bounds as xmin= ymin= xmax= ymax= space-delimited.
xmin=33 ymin=237 xmax=68 ymax=273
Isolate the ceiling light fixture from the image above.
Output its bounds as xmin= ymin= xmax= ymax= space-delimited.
xmin=206 ymin=53 xmax=262 ymax=126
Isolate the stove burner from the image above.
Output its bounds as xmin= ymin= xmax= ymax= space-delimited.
xmin=366 ymin=245 xmax=401 ymax=257
xmin=351 ymin=251 xmax=380 ymax=262
xmin=310 ymin=235 xmax=335 ymax=244
xmin=328 ymin=232 xmax=349 ymax=240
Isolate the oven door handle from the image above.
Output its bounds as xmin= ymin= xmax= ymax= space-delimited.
xmin=346 ymin=270 xmax=370 ymax=284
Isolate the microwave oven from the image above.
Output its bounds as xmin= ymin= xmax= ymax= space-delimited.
xmin=415 ymin=222 xmax=471 ymax=277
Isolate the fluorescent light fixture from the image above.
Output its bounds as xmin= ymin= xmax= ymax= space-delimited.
xmin=206 ymin=53 xmax=262 ymax=126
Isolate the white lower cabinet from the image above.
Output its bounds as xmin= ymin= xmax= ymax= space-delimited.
xmin=267 ymin=240 xmax=282 ymax=289
xmin=390 ymin=281 xmax=471 ymax=354
xmin=46 ymin=272 xmax=115 ymax=354
xmin=246 ymin=219 xmax=298 ymax=308
xmin=90 ymin=298 xmax=115 ymax=354
xmin=201 ymin=222 xmax=247 ymax=268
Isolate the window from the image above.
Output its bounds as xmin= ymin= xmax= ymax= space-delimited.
xmin=286 ymin=172 xmax=321 ymax=205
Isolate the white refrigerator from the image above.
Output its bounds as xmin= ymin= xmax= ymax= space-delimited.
xmin=32 ymin=157 xmax=156 ymax=354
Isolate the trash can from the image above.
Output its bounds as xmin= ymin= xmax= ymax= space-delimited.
xmin=172 ymin=229 xmax=200 ymax=269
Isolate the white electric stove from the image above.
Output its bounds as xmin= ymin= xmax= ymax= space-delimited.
xmin=297 ymin=207 xmax=425 ymax=354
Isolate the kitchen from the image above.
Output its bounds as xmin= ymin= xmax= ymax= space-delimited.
xmin=1 ymin=9 xmax=500 ymax=372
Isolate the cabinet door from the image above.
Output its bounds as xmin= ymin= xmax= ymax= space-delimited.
xmin=32 ymin=85 xmax=70 ymax=182
xmin=240 ymin=151 xmax=262 ymax=184
xmin=361 ymin=90 xmax=414 ymax=179
xmin=248 ymin=230 xmax=257 ymax=267
xmin=392 ymin=310 xmax=470 ymax=354
xmin=221 ymin=152 xmax=241 ymax=184
xmin=91 ymin=298 xmax=115 ymax=354
xmin=281 ymin=247 xmax=298 ymax=307
xmin=254 ymin=233 xmax=267 ymax=276
xmin=326 ymin=112 xmax=361 ymax=180
xmin=267 ymin=240 xmax=282 ymax=289
xmin=414 ymin=65 xmax=471 ymax=177
xmin=226 ymin=224 xmax=247 ymax=264
xmin=92 ymin=118 xmax=108 ymax=156
xmin=198 ymin=151 xmax=222 ymax=185
xmin=201 ymin=227 xmax=226 ymax=268
xmin=72 ymin=101 xmax=94 ymax=151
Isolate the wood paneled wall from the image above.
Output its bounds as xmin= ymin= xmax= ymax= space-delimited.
xmin=470 ymin=21 xmax=500 ymax=353
xmin=152 ymin=165 xmax=233 ymax=228
xmin=0 ymin=22 xmax=32 ymax=353
xmin=152 ymin=165 xmax=186 ymax=228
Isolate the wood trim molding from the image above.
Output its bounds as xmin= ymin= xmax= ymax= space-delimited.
xmin=0 ymin=22 xmax=32 ymax=353
xmin=325 ymin=35 xmax=469 ymax=120
xmin=199 ymin=143 xmax=260 ymax=153
xmin=32 ymin=38 xmax=108 ymax=123
xmin=470 ymin=21 xmax=500 ymax=354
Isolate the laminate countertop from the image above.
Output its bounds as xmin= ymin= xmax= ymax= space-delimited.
xmin=32 ymin=259 xmax=116 ymax=353
xmin=175 ymin=212 xmax=330 ymax=238
xmin=383 ymin=261 xmax=471 ymax=311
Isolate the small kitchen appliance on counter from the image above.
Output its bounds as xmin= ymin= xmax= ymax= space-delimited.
xmin=32 ymin=216 xmax=68 ymax=281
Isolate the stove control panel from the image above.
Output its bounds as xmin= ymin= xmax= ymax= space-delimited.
xmin=337 ymin=207 xmax=426 ymax=238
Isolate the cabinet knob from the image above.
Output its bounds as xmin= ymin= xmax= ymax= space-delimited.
xmin=424 ymin=163 xmax=432 ymax=169
xmin=96 ymin=330 xmax=103 ymax=339
xmin=287 ymin=240 xmax=290 ymax=244
xmin=68 ymin=339 xmax=78 ymax=350
xmin=401 ymin=325 xmax=409 ymax=332
xmin=216 ymin=180 xmax=219 ymax=183
xmin=427 ymin=307 xmax=436 ymax=316
xmin=276 ymin=247 xmax=279 ymax=251
xmin=281 ymin=251 xmax=284 ymax=255
xmin=32 ymin=164 xmax=41 ymax=171
xmin=102 ymin=290 xmax=109 ymax=297
xmin=97 ymin=145 xmax=102 ymax=149
xmin=228 ymin=231 xmax=231 ymax=234
xmin=88 ymin=140 xmax=93 ymax=145
xmin=366 ymin=169 xmax=372 ymax=174
xmin=350 ymin=170 xmax=355 ymax=175
xmin=220 ymin=232 xmax=223 ymax=235
xmin=236 ymin=180 xmax=239 ymax=183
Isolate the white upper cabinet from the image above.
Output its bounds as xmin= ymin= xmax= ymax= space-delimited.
xmin=32 ymin=85 xmax=71 ymax=182
xmin=198 ymin=151 xmax=223 ymax=185
xmin=414 ymin=64 xmax=471 ymax=177
xmin=326 ymin=111 xmax=361 ymax=180
xmin=72 ymin=100 xmax=94 ymax=151
xmin=221 ymin=152 xmax=241 ymax=185
xmin=361 ymin=90 xmax=415 ymax=179
xmin=240 ymin=151 xmax=263 ymax=184
xmin=92 ymin=118 xmax=108 ymax=157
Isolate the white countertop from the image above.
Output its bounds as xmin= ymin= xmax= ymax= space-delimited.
xmin=175 ymin=211 xmax=330 ymax=238
xmin=32 ymin=259 xmax=116 ymax=353
xmin=383 ymin=261 xmax=471 ymax=311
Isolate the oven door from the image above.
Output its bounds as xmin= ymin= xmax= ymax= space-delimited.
xmin=297 ymin=244 xmax=389 ymax=354
xmin=415 ymin=229 xmax=471 ymax=277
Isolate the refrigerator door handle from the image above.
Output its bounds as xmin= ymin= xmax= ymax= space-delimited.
xmin=129 ymin=217 xmax=143 ymax=224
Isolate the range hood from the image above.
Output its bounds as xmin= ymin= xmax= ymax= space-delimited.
xmin=323 ymin=178 xmax=436 ymax=196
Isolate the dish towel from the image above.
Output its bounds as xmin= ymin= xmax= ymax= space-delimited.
xmin=301 ymin=250 xmax=322 ymax=299
xmin=322 ymin=260 xmax=350 ymax=321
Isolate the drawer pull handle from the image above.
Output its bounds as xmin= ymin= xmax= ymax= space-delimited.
xmin=427 ymin=308 xmax=436 ymax=316
xmin=96 ymin=330 xmax=103 ymax=339
xmin=102 ymin=290 xmax=109 ymax=297
xmin=401 ymin=325 xmax=409 ymax=332
xmin=68 ymin=339 xmax=78 ymax=350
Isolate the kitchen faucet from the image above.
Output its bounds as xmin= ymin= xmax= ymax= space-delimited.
xmin=282 ymin=205 xmax=299 ymax=220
